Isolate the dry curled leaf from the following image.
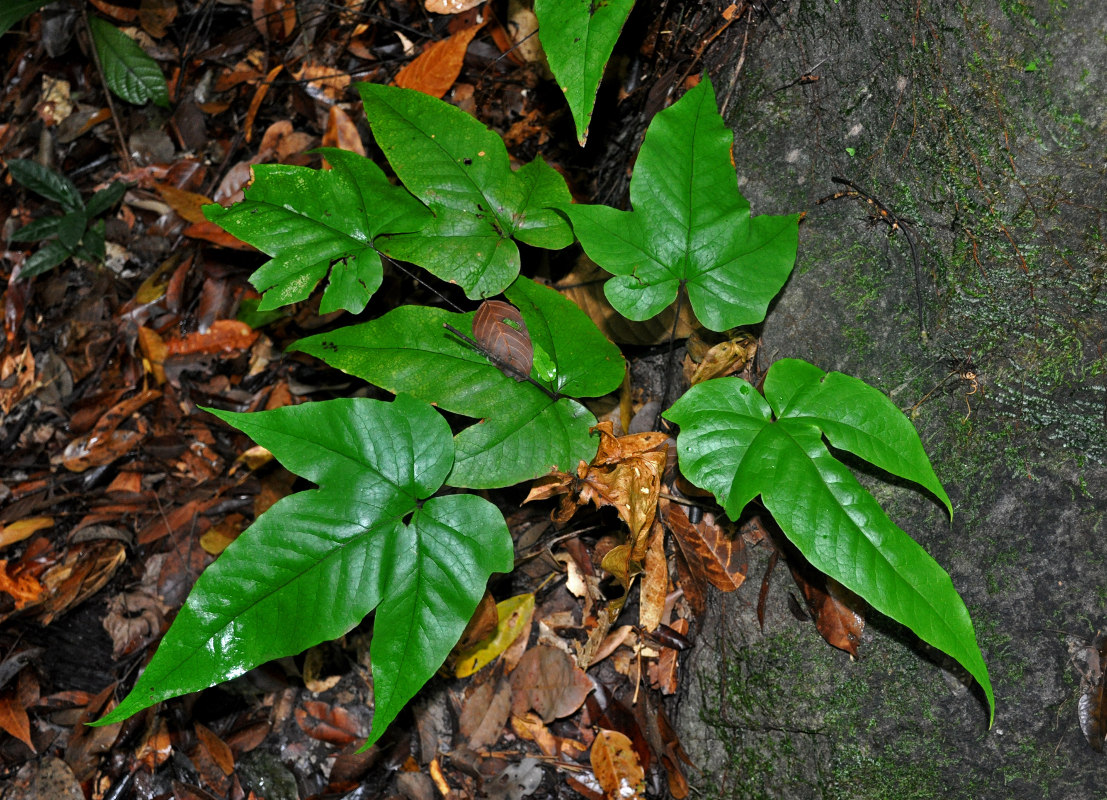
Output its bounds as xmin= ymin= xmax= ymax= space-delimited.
xmin=510 ymin=645 xmax=593 ymax=723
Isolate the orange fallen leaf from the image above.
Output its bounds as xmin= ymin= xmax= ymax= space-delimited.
xmin=0 ymin=560 xmax=45 ymax=610
xmin=790 ymin=566 xmax=865 ymax=657
xmin=0 ymin=686 xmax=35 ymax=751
xmin=394 ymin=19 xmax=486 ymax=99
xmin=164 ymin=319 xmax=259 ymax=356
xmin=245 ymin=64 xmax=284 ymax=143
xmin=639 ymin=521 xmax=668 ymax=631
xmin=0 ymin=517 xmax=53 ymax=551
xmin=590 ymin=729 xmax=644 ymax=800
xmin=295 ymin=700 xmax=361 ymax=745
xmin=154 ymin=183 xmax=214 ymax=224
xmin=321 ymin=105 xmax=366 ymax=157
xmin=252 ymin=0 xmax=295 ymax=40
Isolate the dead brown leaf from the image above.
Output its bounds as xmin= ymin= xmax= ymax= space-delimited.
xmin=590 ymin=729 xmax=645 ymax=800
xmin=790 ymin=568 xmax=865 ymax=656
xmin=510 ymin=645 xmax=593 ymax=723
xmin=295 ymin=700 xmax=361 ymax=746
xmin=639 ymin=521 xmax=668 ymax=631
xmin=394 ymin=19 xmax=486 ymax=99
xmin=472 ymin=300 xmax=532 ymax=381
xmin=139 ymin=0 xmax=178 ymax=38
xmin=425 ymin=0 xmax=484 ymax=14
xmin=252 ymin=0 xmax=295 ymax=40
xmin=322 ymin=106 xmax=367 ymax=157
xmin=662 ymin=499 xmax=746 ymax=592
xmin=457 ymin=677 xmax=512 ymax=751
xmin=0 ymin=684 xmax=35 ymax=751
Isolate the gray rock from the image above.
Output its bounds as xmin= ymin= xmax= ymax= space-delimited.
xmin=676 ymin=1 xmax=1107 ymax=797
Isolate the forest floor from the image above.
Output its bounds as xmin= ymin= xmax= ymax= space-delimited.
xmin=0 ymin=2 xmax=824 ymax=799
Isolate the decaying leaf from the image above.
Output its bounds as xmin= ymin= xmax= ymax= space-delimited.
xmin=510 ymin=645 xmax=593 ymax=723
xmin=790 ymin=565 xmax=866 ymax=657
xmin=590 ymin=729 xmax=645 ymax=800
xmin=453 ymin=593 xmax=535 ymax=678
xmin=525 ymin=422 xmax=668 ymax=588
xmin=639 ymin=521 xmax=668 ymax=631
xmin=687 ymin=331 xmax=758 ymax=385
xmin=472 ymin=300 xmax=534 ymax=382
xmin=661 ymin=499 xmax=745 ymax=592
xmin=425 ymin=0 xmax=483 ymax=13
xmin=457 ymin=677 xmax=512 ymax=751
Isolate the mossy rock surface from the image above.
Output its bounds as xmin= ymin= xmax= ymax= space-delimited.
xmin=676 ymin=0 xmax=1107 ymax=797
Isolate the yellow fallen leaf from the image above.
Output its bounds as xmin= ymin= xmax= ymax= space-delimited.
xmin=453 ymin=593 xmax=535 ymax=678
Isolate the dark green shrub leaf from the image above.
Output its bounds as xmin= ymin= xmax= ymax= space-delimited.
xmin=0 ymin=0 xmax=49 ymax=38
xmin=21 ymin=240 xmax=71 ymax=278
xmin=359 ymin=83 xmax=573 ymax=300
xmin=565 ymin=76 xmax=799 ymax=331
xmin=294 ymin=277 xmax=624 ymax=488
xmin=534 ymin=0 xmax=635 ymax=146
xmin=56 ymin=210 xmax=88 ymax=251
xmin=85 ymin=180 xmax=128 ymax=218
xmin=204 ymin=148 xmax=430 ymax=314
xmin=93 ymin=394 xmax=512 ymax=749
xmin=664 ymin=360 xmax=994 ymax=723
xmin=9 ymin=216 xmax=63 ymax=244
xmin=88 ymin=15 xmax=169 ymax=108
xmin=7 ymin=158 xmax=84 ymax=212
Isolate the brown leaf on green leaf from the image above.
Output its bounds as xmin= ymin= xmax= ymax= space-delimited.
xmin=472 ymin=300 xmax=534 ymax=381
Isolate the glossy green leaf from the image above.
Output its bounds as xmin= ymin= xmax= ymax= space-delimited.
xmin=359 ymin=83 xmax=573 ymax=300
xmin=93 ymin=395 xmax=512 ymax=749
xmin=21 ymin=240 xmax=71 ymax=278
xmin=664 ymin=360 xmax=993 ymax=724
xmin=10 ymin=216 xmax=63 ymax=244
xmin=565 ymin=76 xmax=799 ymax=331
xmin=7 ymin=158 xmax=84 ymax=211
xmin=534 ymin=0 xmax=636 ymax=146
xmin=88 ymin=15 xmax=169 ymax=108
xmin=85 ymin=180 xmax=128 ymax=218
xmin=0 ymin=0 xmax=49 ymax=38
xmin=293 ymin=277 xmax=624 ymax=488
xmin=204 ymin=148 xmax=431 ymax=314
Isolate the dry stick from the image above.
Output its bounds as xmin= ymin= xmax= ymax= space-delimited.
xmin=381 ymin=254 xmax=465 ymax=313
xmin=816 ymin=177 xmax=927 ymax=338
xmin=81 ymin=6 xmax=134 ymax=173
xmin=442 ymin=322 xmax=560 ymax=400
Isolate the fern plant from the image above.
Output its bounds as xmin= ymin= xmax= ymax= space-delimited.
xmin=93 ymin=77 xmax=993 ymax=747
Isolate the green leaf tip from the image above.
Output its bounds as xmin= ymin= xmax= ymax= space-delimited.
xmin=534 ymin=0 xmax=636 ymax=146
xmin=664 ymin=360 xmax=993 ymax=725
xmin=565 ymin=75 xmax=799 ymax=331
xmin=92 ymin=394 xmax=512 ymax=748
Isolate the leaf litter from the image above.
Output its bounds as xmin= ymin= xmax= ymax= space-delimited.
xmin=0 ymin=0 xmax=971 ymax=797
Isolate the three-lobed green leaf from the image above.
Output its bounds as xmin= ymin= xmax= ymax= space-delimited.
xmin=360 ymin=83 xmax=574 ymax=300
xmin=88 ymin=15 xmax=169 ymax=108
xmin=293 ymin=276 xmax=624 ymax=488
xmin=534 ymin=0 xmax=636 ymax=146
xmin=565 ymin=76 xmax=799 ymax=332
xmin=203 ymin=148 xmax=431 ymax=314
xmin=664 ymin=359 xmax=994 ymax=724
xmin=94 ymin=394 xmax=513 ymax=749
